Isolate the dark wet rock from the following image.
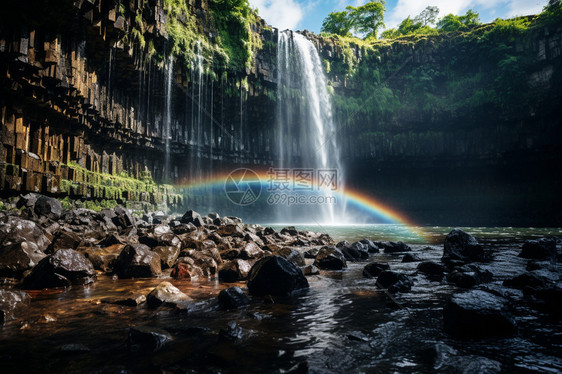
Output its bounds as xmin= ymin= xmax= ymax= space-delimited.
xmin=503 ymin=270 xmax=555 ymax=291
xmin=180 ymin=210 xmax=203 ymax=226
xmin=519 ymin=237 xmax=557 ymax=260
xmin=443 ymin=290 xmax=517 ymax=338
xmin=359 ymin=239 xmax=380 ymax=253
xmin=425 ymin=343 xmax=502 ymax=373
xmin=247 ymin=256 xmax=309 ymax=296
xmin=362 ymin=262 xmax=390 ymax=278
xmin=378 ymin=241 xmax=412 ymax=253
xmin=443 ymin=229 xmax=490 ymax=264
xmin=0 ymin=289 xmax=30 ymax=324
xmin=139 ymin=225 xmax=181 ymax=250
xmin=447 ymin=265 xmax=493 ymax=288
xmin=185 ymin=249 xmax=220 ymax=276
xmin=97 ymin=233 xmax=126 ymax=248
xmin=219 ymin=321 xmax=244 ymax=342
xmin=526 ymin=260 xmax=547 ymax=271
xmin=111 ymin=206 xmax=136 ymax=229
xmin=217 ymin=224 xmax=245 ymax=238
xmin=240 ymin=241 xmax=264 ymax=260
xmin=127 ymin=326 xmax=173 ymax=352
xmin=48 ymin=229 xmax=82 ymax=252
xmin=22 ymin=248 xmax=96 ymax=289
xmin=417 ymin=261 xmax=445 ymax=280
xmin=0 ymin=216 xmax=50 ymax=277
xmin=218 ymin=286 xmax=250 ymax=310
xmin=171 ymin=257 xmax=204 ymax=279
xmin=114 ymin=244 xmax=161 ymax=278
xmin=301 ymin=264 xmax=319 ymax=276
xmin=146 ymin=281 xmax=192 ymax=308
xmin=244 ymin=233 xmax=264 ymax=247
xmin=274 ymin=247 xmax=305 ymax=266
xmin=84 ymin=244 xmax=123 ymax=272
xmin=347 ymin=331 xmax=370 ymax=342
xmin=16 ymin=193 xmax=40 ymax=209
xmin=313 ymin=246 xmax=347 ymax=270
xmin=402 ymin=253 xmax=422 ymax=263
xmin=376 ymin=270 xmax=413 ymax=293
xmin=218 ymin=259 xmax=253 ymax=282
xmin=340 ymin=241 xmax=369 ymax=261
xmin=280 ymin=226 xmax=298 ymax=236
xmin=152 ymin=246 xmax=180 ymax=269
xmin=34 ymin=195 xmax=63 ymax=220
xmin=303 ymin=247 xmax=320 ymax=259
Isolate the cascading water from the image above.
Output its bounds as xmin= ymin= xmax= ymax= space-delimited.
xmin=276 ymin=31 xmax=345 ymax=224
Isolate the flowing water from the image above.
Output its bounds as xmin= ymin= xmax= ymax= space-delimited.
xmin=1 ymin=226 xmax=561 ymax=373
xmin=163 ymin=56 xmax=174 ymax=184
xmin=276 ymin=31 xmax=344 ymax=224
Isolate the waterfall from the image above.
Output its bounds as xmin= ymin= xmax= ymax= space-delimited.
xmin=163 ymin=56 xmax=173 ymax=183
xmin=276 ymin=31 xmax=345 ymax=224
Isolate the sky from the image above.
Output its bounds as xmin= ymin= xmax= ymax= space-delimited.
xmin=248 ymin=0 xmax=549 ymax=33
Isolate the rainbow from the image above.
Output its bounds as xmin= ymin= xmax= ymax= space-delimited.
xmin=174 ymin=169 xmax=427 ymax=239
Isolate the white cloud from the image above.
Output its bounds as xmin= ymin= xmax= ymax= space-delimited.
xmin=249 ymin=0 xmax=305 ymax=30
xmin=505 ymin=0 xmax=546 ymax=17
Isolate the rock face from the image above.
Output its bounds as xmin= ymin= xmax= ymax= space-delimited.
xmin=114 ymin=244 xmax=161 ymax=278
xmin=443 ymin=229 xmax=490 ymax=263
xmin=313 ymin=247 xmax=347 ymax=270
xmin=218 ymin=287 xmax=250 ymax=309
xmin=22 ymin=249 xmax=96 ymax=289
xmin=247 ymin=256 xmax=309 ymax=296
xmin=0 ymin=289 xmax=30 ymax=324
xmin=443 ymin=290 xmax=517 ymax=338
xmin=0 ymin=216 xmax=50 ymax=277
xmin=376 ymin=270 xmax=414 ymax=293
xmin=146 ymin=281 xmax=192 ymax=308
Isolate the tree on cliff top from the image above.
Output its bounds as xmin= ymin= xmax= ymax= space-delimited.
xmin=321 ymin=1 xmax=385 ymax=39
xmin=322 ymin=11 xmax=353 ymax=37
xmin=437 ymin=9 xmax=481 ymax=32
xmin=381 ymin=6 xmax=439 ymax=39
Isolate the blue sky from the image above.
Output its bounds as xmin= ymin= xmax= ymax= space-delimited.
xmin=248 ymin=0 xmax=548 ymax=33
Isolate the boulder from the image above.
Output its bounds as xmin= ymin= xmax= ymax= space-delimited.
xmin=378 ymin=241 xmax=412 ymax=253
xmin=240 ymin=241 xmax=264 ymax=259
xmin=247 ymin=256 xmax=309 ymax=296
xmin=340 ymin=242 xmax=369 ymax=261
xmin=443 ymin=229 xmax=490 ymax=264
xmin=112 ymin=206 xmax=136 ymax=229
xmin=127 ymin=326 xmax=173 ymax=352
xmin=443 ymin=290 xmax=517 ymax=338
xmin=0 ymin=289 xmax=30 ymax=324
xmin=274 ymin=247 xmax=305 ymax=266
xmin=313 ymin=246 xmax=347 ymax=270
xmin=23 ymin=248 xmax=96 ymax=289
xmin=152 ymin=246 xmax=180 ymax=269
xmin=417 ymin=261 xmax=445 ymax=280
xmin=301 ymin=264 xmax=319 ymax=276
xmin=0 ymin=216 xmax=50 ymax=277
xmin=447 ymin=265 xmax=493 ymax=288
xmin=146 ymin=281 xmax=192 ymax=308
xmin=219 ymin=321 xmax=244 ymax=342
xmin=402 ymin=253 xmax=422 ymax=263
xmin=359 ymin=239 xmax=380 ymax=253
xmin=34 ymin=195 xmax=63 ymax=220
xmin=376 ymin=270 xmax=413 ymax=293
xmin=180 ymin=210 xmax=204 ymax=227
xmin=218 ymin=259 xmax=252 ymax=282
xmin=83 ymin=244 xmax=123 ymax=272
xmin=303 ymin=247 xmax=320 ymax=259
xmin=519 ymin=238 xmax=557 ymax=260
xmin=48 ymin=230 xmax=82 ymax=252
xmin=362 ymin=262 xmax=390 ymax=278
xmin=503 ymin=271 xmax=555 ymax=291
xmin=114 ymin=244 xmax=161 ymax=278
xmin=171 ymin=257 xmax=204 ymax=279
xmin=218 ymin=286 xmax=250 ymax=309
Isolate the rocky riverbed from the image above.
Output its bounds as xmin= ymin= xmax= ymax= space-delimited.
xmin=1 ymin=193 xmax=561 ymax=373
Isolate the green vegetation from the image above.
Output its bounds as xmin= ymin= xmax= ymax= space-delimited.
xmin=321 ymin=1 xmax=386 ymax=39
xmin=323 ymin=4 xmax=562 ymax=141
xmin=59 ymin=162 xmax=183 ymax=211
xmin=437 ymin=9 xmax=481 ymax=32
